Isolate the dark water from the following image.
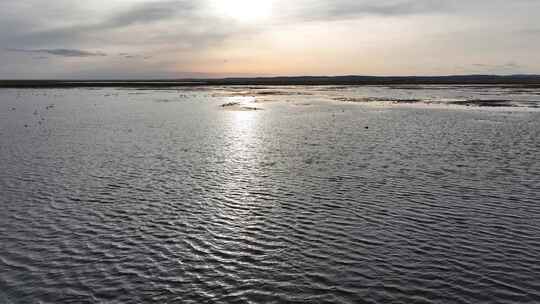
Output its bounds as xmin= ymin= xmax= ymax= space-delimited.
xmin=1 ymin=86 xmax=540 ymax=303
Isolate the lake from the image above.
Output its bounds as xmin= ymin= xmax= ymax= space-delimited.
xmin=1 ymin=85 xmax=539 ymax=303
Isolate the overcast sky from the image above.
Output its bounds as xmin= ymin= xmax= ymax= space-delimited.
xmin=1 ymin=0 xmax=539 ymax=79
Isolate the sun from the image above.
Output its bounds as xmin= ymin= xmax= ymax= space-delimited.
xmin=211 ymin=0 xmax=274 ymax=22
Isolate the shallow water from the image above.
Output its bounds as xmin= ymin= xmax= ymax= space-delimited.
xmin=1 ymin=86 xmax=540 ymax=303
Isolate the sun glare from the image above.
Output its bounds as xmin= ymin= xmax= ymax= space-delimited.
xmin=211 ymin=0 xmax=273 ymax=22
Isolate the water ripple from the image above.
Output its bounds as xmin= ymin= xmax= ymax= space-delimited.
xmin=1 ymin=87 xmax=539 ymax=303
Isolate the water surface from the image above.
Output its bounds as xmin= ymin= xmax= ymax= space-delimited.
xmin=1 ymin=85 xmax=539 ymax=303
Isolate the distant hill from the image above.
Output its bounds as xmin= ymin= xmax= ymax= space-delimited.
xmin=1 ymin=75 xmax=540 ymax=88
xmin=206 ymin=75 xmax=540 ymax=86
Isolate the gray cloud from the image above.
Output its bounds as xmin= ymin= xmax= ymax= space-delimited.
xmin=104 ymin=0 xmax=197 ymax=28
xmin=473 ymin=62 xmax=522 ymax=69
xmin=282 ymin=0 xmax=449 ymax=22
xmin=118 ymin=53 xmax=144 ymax=59
xmin=4 ymin=0 xmax=233 ymax=52
xmin=521 ymin=29 xmax=540 ymax=35
xmin=278 ymin=0 xmax=540 ymax=23
xmin=7 ymin=48 xmax=107 ymax=57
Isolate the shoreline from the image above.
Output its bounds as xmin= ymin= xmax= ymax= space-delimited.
xmin=2 ymin=75 xmax=540 ymax=88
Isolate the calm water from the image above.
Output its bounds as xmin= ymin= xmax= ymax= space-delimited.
xmin=1 ymin=85 xmax=540 ymax=303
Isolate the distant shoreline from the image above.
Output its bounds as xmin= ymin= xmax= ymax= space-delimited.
xmin=1 ymin=75 xmax=540 ymax=88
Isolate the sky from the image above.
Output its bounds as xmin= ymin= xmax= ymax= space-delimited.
xmin=0 ymin=0 xmax=539 ymax=79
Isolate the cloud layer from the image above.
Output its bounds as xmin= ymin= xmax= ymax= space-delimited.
xmin=0 ymin=0 xmax=539 ymax=78
xmin=7 ymin=48 xmax=107 ymax=57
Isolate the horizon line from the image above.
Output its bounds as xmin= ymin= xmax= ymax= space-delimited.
xmin=1 ymin=74 xmax=540 ymax=82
